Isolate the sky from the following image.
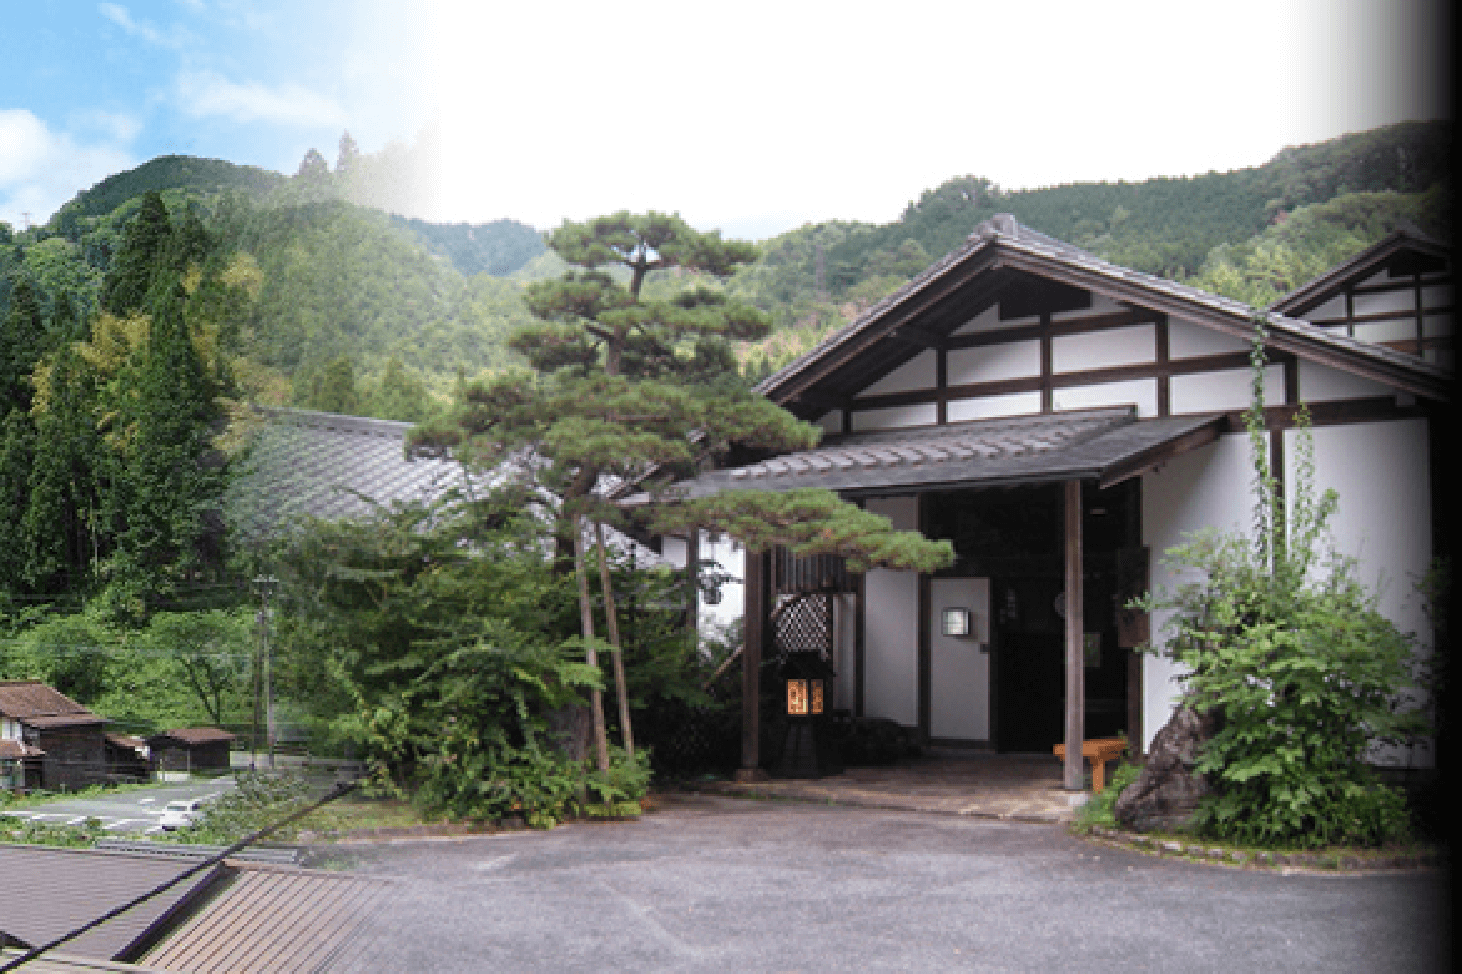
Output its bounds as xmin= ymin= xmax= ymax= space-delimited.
xmin=4 ymin=0 xmax=1452 ymax=240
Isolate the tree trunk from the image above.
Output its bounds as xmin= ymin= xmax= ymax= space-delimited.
xmin=574 ymin=518 xmax=611 ymax=772
xmin=594 ymin=520 xmax=634 ymax=757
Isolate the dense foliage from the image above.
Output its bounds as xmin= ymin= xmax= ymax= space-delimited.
xmin=1135 ymin=328 xmax=1429 ymax=848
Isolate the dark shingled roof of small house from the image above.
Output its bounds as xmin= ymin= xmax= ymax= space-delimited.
xmin=147 ymin=727 xmax=236 ymax=745
xmin=226 ymin=407 xmax=463 ymax=536
xmin=0 ymin=681 xmax=104 ymax=728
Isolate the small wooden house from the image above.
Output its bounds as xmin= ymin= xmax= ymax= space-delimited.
xmin=652 ymin=215 xmax=1449 ymax=785
xmin=0 ymin=680 xmax=109 ymax=792
xmin=147 ymin=727 xmax=237 ymax=775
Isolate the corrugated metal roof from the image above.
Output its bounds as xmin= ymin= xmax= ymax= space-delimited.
xmin=0 ymin=683 xmax=100 ymax=727
xmin=0 ymin=847 xmax=223 ymax=962
xmin=0 ymin=949 xmax=171 ymax=972
xmin=225 ymin=407 xmax=464 ymax=537
xmin=139 ymin=865 xmax=393 ymax=974
xmin=648 ymin=407 xmax=1223 ymax=499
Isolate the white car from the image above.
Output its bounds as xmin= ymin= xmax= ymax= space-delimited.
xmin=157 ymin=795 xmax=217 ymax=830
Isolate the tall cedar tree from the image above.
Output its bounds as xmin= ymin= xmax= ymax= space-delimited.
xmin=414 ymin=211 xmax=952 ymax=769
xmin=105 ymin=280 xmax=222 ymax=608
xmin=101 ymin=191 xmax=173 ymax=314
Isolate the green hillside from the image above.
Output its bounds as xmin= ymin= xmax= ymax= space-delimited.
xmin=728 ymin=120 xmax=1452 ymax=375
xmin=1 ymin=120 xmax=1452 ymax=420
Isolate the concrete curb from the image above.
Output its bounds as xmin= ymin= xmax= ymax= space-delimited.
xmin=679 ymin=780 xmax=1076 ymax=824
xmin=1078 ymin=824 xmax=1445 ymax=873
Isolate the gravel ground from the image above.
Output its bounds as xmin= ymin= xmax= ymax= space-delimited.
xmin=333 ymin=793 xmax=1449 ymax=973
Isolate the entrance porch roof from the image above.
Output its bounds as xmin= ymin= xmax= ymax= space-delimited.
xmin=642 ymin=406 xmax=1223 ymax=501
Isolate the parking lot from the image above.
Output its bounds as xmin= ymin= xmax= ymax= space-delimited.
xmin=1 ymin=778 xmax=235 ymax=834
xmin=335 ymin=793 xmax=1449 ymax=973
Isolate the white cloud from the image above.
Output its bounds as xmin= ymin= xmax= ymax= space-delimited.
xmin=98 ymin=2 xmax=195 ymax=50
xmin=175 ymin=70 xmax=347 ymax=127
xmin=0 ymin=110 xmax=135 ymax=228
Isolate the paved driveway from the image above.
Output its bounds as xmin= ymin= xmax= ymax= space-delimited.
xmin=336 ymin=794 xmax=1447 ymax=973
xmin=2 ymin=778 xmax=235 ymax=834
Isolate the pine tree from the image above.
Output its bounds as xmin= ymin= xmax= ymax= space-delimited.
xmin=416 ymin=211 xmax=952 ymax=769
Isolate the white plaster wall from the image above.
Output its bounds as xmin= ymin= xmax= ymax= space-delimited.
xmin=817 ymin=411 xmax=842 ymax=435
xmin=1167 ymin=318 xmax=1250 ymax=358
xmin=1354 ymin=320 xmax=1418 ymax=343
xmin=1421 ymin=284 xmax=1452 ymax=308
xmin=1054 ymin=378 xmax=1158 ymax=417
xmin=1296 ymin=420 xmax=1433 ymax=648
xmin=863 ymin=568 xmax=919 ymax=726
xmin=861 ymin=496 xmax=920 ymax=726
xmin=1296 ymin=359 xmax=1392 ymax=403
xmin=1170 ymin=364 xmax=1283 ymax=414
xmin=947 ymin=391 xmax=1042 ymax=422
xmin=851 ymin=403 xmax=938 ymax=432
xmin=1140 ymin=433 xmax=1257 ymax=751
xmin=929 ymin=577 xmax=990 ymax=740
xmin=1307 ymin=296 xmax=1347 ymax=320
xmin=661 ymin=532 xmax=746 ymax=650
xmin=1294 ymin=420 xmax=1435 ymax=768
xmin=947 ymin=340 xmax=1040 ymax=385
xmin=1052 ymin=324 xmax=1155 ymax=373
xmin=858 ymin=350 xmax=937 ymax=397
xmin=1352 ymin=289 xmax=1416 ymax=316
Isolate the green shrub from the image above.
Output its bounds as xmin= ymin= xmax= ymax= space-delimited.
xmin=1136 ymin=325 xmax=1428 ymax=848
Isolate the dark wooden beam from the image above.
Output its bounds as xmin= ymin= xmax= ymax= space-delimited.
xmin=737 ymin=549 xmax=767 ymax=781
xmin=1063 ymin=479 xmax=1085 ymax=791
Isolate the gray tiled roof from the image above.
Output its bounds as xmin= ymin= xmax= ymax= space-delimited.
xmin=758 ymin=214 xmax=1450 ymax=403
xmin=226 ymin=407 xmax=463 ymax=536
xmin=649 ymin=407 xmax=1223 ymax=500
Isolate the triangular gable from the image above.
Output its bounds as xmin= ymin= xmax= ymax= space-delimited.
xmin=1268 ymin=224 xmax=1450 ymax=317
xmin=758 ymin=215 xmax=1450 ymax=417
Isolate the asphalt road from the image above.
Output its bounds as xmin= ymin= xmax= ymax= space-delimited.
xmin=336 ymin=794 xmax=1449 ymax=973
xmin=1 ymin=778 xmax=235 ymax=834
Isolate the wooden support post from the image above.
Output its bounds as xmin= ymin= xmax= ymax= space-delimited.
xmin=685 ymin=527 xmax=700 ymax=649
xmin=1063 ymin=479 xmax=1086 ymax=791
xmin=738 ymin=548 xmax=767 ymax=781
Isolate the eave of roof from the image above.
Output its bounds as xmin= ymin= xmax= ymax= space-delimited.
xmin=756 ymin=215 xmax=1451 ymax=406
xmin=640 ymin=407 xmax=1224 ymax=502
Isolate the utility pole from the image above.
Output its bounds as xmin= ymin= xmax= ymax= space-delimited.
xmin=253 ymin=576 xmax=279 ymax=770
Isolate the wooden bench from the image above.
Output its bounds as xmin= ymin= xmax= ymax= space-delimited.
xmin=1052 ymin=737 xmax=1128 ymax=793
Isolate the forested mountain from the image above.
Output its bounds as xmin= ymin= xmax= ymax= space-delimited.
xmin=728 ymin=120 xmax=1452 ymax=375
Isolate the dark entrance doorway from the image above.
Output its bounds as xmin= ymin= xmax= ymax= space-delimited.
xmin=923 ymin=478 xmax=1141 ymax=753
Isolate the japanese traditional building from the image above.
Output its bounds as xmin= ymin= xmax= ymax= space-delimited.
xmin=0 ymin=680 xmax=109 ymax=792
xmin=660 ymin=215 xmax=1450 ymax=785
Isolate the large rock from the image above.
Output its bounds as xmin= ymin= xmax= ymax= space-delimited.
xmin=1115 ymin=701 xmax=1222 ymax=832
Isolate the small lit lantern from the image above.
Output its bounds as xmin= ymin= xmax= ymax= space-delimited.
xmin=775 ymin=652 xmax=840 ymax=779
xmin=941 ymin=607 xmax=973 ymax=638
xmin=785 ymin=677 xmax=825 ymax=716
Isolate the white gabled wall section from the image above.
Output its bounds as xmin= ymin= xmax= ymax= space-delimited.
xmin=1140 ymin=433 xmax=1256 ymax=751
